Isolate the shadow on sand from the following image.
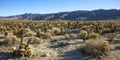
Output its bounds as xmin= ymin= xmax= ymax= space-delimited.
xmin=58 ymin=49 xmax=91 ymax=60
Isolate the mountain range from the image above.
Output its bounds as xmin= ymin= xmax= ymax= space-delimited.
xmin=0 ymin=9 xmax=120 ymax=21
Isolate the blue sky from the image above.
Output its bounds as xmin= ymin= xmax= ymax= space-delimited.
xmin=0 ymin=0 xmax=120 ymax=16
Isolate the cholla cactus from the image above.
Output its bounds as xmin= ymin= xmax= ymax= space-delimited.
xmin=82 ymin=39 xmax=110 ymax=57
xmin=48 ymin=24 xmax=54 ymax=29
xmin=20 ymin=48 xmax=26 ymax=56
xmin=69 ymin=33 xmax=77 ymax=38
xmin=33 ymin=37 xmax=42 ymax=44
xmin=87 ymin=33 xmax=99 ymax=39
xmin=21 ymin=42 xmax=27 ymax=48
xmin=12 ymin=47 xmax=17 ymax=51
xmin=12 ymin=41 xmax=33 ymax=57
xmin=4 ymin=35 xmax=18 ymax=46
xmin=54 ymin=30 xmax=60 ymax=35
xmin=25 ymin=47 xmax=33 ymax=57
xmin=23 ymin=28 xmax=32 ymax=33
xmin=36 ymin=29 xmax=45 ymax=38
xmin=60 ymin=29 xmax=67 ymax=35
xmin=52 ymin=27 xmax=61 ymax=35
xmin=15 ymin=28 xmax=32 ymax=37
xmin=36 ymin=29 xmax=52 ymax=39
xmin=12 ymin=47 xmax=19 ymax=55
xmin=46 ymin=29 xmax=54 ymax=35
xmin=0 ymin=26 xmax=7 ymax=32
xmin=81 ymin=26 xmax=88 ymax=30
xmin=64 ymin=34 xmax=70 ymax=40
xmin=24 ymin=31 xmax=34 ymax=37
xmin=30 ymin=37 xmax=42 ymax=44
xmin=80 ymin=30 xmax=88 ymax=42
xmin=4 ymin=31 xmax=9 ymax=36
xmin=18 ymin=28 xmax=29 ymax=55
xmin=98 ymin=30 xmax=103 ymax=34
xmin=43 ymin=33 xmax=52 ymax=39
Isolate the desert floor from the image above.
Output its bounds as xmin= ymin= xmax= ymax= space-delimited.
xmin=0 ymin=32 xmax=120 ymax=60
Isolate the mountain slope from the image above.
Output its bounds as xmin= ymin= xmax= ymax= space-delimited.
xmin=0 ymin=9 xmax=120 ymax=20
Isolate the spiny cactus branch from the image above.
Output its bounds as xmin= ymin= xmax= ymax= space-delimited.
xmin=25 ymin=39 xmax=32 ymax=50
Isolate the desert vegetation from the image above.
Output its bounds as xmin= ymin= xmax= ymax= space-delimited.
xmin=0 ymin=20 xmax=120 ymax=60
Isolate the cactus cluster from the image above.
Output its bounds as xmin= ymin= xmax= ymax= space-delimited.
xmin=4 ymin=35 xmax=18 ymax=46
xmin=12 ymin=37 xmax=33 ymax=57
xmin=12 ymin=45 xmax=33 ymax=57
xmin=30 ymin=37 xmax=42 ymax=44
xmin=80 ymin=30 xmax=88 ymax=42
xmin=82 ymin=38 xmax=110 ymax=57
xmin=36 ymin=29 xmax=52 ymax=39
xmin=0 ymin=20 xmax=119 ymax=59
xmin=69 ymin=33 xmax=77 ymax=38
xmin=64 ymin=34 xmax=70 ymax=39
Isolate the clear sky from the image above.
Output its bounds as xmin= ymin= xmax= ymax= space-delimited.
xmin=0 ymin=0 xmax=120 ymax=16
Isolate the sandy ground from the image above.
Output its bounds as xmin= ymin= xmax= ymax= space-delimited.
xmin=0 ymin=33 xmax=120 ymax=60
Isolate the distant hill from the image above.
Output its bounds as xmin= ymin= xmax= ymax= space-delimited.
xmin=0 ymin=9 xmax=120 ymax=21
